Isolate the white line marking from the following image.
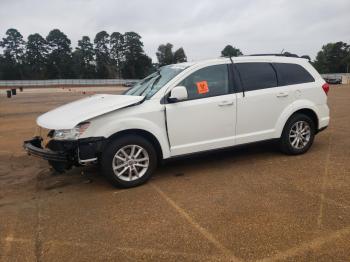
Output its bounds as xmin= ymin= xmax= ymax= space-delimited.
xmin=151 ymin=183 xmax=241 ymax=261
xmin=317 ymin=134 xmax=332 ymax=228
xmin=256 ymin=226 xmax=350 ymax=262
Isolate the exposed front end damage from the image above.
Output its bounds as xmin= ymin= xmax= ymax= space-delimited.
xmin=23 ymin=134 xmax=107 ymax=172
xmin=22 ymin=94 xmax=146 ymax=172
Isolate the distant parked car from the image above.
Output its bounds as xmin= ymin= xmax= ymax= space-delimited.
xmin=123 ymin=81 xmax=138 ymax=87
xmin=24 ymin=55 xmax=330 ymax=188
xmin=324 ymin=76 xmax=342 ymax=84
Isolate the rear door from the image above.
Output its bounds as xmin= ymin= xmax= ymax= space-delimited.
xmin=165 ymin=64 xmax=236 ymax=156
xmin=234 ymin=62 xmax=294 ymax=144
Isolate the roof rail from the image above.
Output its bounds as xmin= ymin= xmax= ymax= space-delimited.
xmin=248 ymin=53 xmax=300 ymax=58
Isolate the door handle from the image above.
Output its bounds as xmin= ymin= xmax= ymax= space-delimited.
xmin=276 ymin=92 xmax=289 ymax=98
xmin=218 ymin=101 xmax=234 ymax=106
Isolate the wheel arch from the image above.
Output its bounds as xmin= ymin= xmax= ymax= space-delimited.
xmin=277 ymin=108 xmax=319 ymax=138
xmin=107 ymin=129 xmax=164 ymax=162
xmin=275 ymin=101 xmax=320 ymax=138
xmin=290 ymin=108 xmax=319 ymax=131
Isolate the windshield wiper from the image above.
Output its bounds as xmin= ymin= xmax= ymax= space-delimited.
xmin=147 ymin=73 xmax=161 ymax=94
xmin=140 ymin=70 xmax=161 ymax=97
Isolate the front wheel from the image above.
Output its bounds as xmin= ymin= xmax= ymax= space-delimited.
xmin=279 ymin=114 xmax=316 ymax=155
xmin=100 ymin=135 xmax=157 ymax=188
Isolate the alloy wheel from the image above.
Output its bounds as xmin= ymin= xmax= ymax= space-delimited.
xmin=112 ymin=145 xmax=149 ymax=181
xmin=289 ymin=121 xmax=311 ymax=150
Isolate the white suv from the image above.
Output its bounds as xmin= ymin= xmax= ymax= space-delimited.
xmin=24 ymin=55 xmax=330 ymax=188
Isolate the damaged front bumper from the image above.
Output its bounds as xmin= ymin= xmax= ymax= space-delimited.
xmin=24 ymin=137 xmax=69 ymax=162
xmin=23 ymin=136 xmax=107 ymax=164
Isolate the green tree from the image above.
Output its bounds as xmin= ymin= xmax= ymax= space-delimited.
xmin=72 ymin=36 xmax=96 ymax=78
xmin=110 ymin=32 xmax=124 ymax=78
xmin=24 ymin=33 xmax=48 ymax=79
xmin=0 ymin=51 xmax=19 ymax=79
xmin=0 ymin=28 xmax=159 ymax=80
xmin=173 ymin=47 xmax=187 ymax=63
xmin=313 ymin=42 xmax=350 ymax=73
xmin=134 ymin=54 xmax=153 ymax=79
xmin=343 ymin=54 xmax=350 ymax=73
xmin=1 ymin=28 xmax=25 ymax=62
xmin=94 ymin=31 xmax=112 ymax=78
xmin=156 ymin=43 xmax=174 ymax=66
xmin=0 ymin=54 xmax=5 ymax=79
xmin=0 ymin=28 xmax=25 ymax=79
xmin=221 ymin=45 xmax=243 ymax=57
xmin=122 ymin=32 xmax=152 ymax=78
xmin=46 ymin=29 xmax=73 ymax=78
xmin=156 ymin=43 xmax=187 ymax=66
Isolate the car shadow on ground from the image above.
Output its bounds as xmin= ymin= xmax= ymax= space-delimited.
xmin=158 ymin=140 xmax=280 ymax=171
xmin=48 ymin=140 xmax=281 ymax=189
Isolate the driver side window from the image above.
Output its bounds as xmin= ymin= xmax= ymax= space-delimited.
xmin=178 ymin=64 xmax=229 ymax=100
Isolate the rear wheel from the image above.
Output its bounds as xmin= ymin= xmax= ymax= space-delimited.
xmin=279 ymin=113 xmax=316 ymax=155
xmin=100 ymin=135 xmax=157 ymax=188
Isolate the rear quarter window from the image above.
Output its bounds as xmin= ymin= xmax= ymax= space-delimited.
xmin=236 ymin=62 xmax=277 ymax=92
xmin=273 ymin=63 xmax=314 ymax=86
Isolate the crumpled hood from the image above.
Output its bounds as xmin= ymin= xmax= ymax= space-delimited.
xmin=37 ymin=94 xmax=144 ymax=130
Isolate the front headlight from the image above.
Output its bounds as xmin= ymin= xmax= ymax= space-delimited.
xmin=53 ymin=122 xmax=90 ymax=140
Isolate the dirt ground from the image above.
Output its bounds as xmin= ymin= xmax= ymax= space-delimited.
xmin=0 ymin=85 xmax=349 ymax=262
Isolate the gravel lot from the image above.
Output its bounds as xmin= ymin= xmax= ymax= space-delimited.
xmin=0 ymin=85 xmax=349 ymax=261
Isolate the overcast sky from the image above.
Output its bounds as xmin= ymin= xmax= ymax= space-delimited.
xmin=1 ymin=0 xmax=349 ymax=61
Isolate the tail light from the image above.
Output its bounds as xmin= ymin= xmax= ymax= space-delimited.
xmin=322 ymin=83 xmax=329 ymax=95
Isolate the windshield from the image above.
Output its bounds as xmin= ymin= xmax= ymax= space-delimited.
xmin=124 ymin=64 xmax=189 ymax=99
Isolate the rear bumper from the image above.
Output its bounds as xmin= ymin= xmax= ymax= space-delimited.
xmin=23 ymin=137 xmax=69 ymax=162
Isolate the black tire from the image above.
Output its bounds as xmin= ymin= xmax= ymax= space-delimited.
xmin=279 ymin=113 xmax=316 ymax=155
xmin=100 ymin=135 xmax=157 ymax=188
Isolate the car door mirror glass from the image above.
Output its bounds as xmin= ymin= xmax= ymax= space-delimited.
xmin=168 ymin=86 xmax=188 ymax=103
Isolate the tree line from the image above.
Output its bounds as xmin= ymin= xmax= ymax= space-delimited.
xmin=0 ymin=28 xmax=155 ymax=80
xmin=0 ymin=28 xmax=349 ymax=80
xmin=0 ymin=28 xmax=191 ymax=80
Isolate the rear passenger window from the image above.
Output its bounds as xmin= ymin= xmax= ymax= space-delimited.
xmin=236 ymin=63 xmax=277 ymax=92
xmin=178 ymin=64 xmax=229 ymax=100
xmin=273 ymin=63 xmax=314 ymax=86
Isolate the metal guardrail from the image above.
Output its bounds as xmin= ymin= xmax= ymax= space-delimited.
xmin=0 ymin=79 xmax=139 ymax=88
xmin=1 ymin=74 xmax=349 ymax=88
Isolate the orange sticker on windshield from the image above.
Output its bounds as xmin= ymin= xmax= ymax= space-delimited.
xmin=196 ymin=81 xmax=209 ymax=94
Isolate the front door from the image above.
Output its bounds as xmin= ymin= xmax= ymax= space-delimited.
xmin=165 ymin=64 xmax=236 ymax=156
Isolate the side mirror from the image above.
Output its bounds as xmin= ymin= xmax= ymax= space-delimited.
xmin=168 ymin=86 xmax=188 ymax=103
